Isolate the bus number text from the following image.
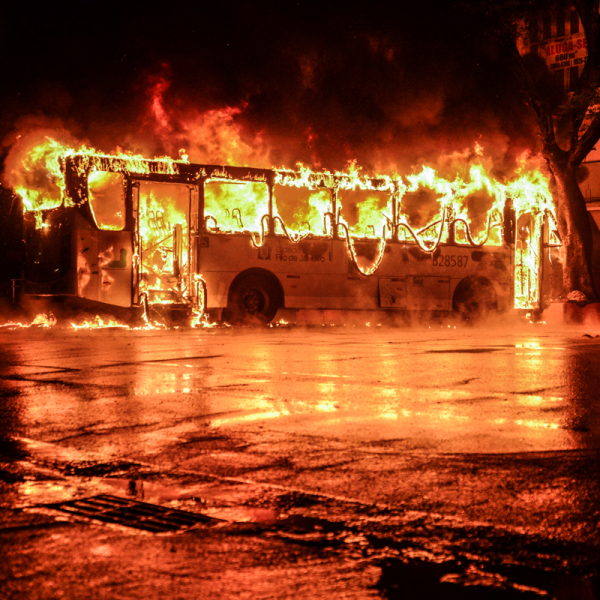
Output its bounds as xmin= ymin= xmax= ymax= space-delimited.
xmin=275 ymin=253 xmax=326 ymax=263
xmin=432 ymin=255 xmax=468 ymax=267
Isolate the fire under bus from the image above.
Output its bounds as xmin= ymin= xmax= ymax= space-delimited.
xmin=21 ymin=153 xmax=561 ymax=324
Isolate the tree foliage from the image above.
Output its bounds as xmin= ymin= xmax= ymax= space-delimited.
xmin=465 ymin=0 xmax=600 ymax=301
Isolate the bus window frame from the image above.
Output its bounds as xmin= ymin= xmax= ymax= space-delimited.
xmin=201 ymin=178 xmax=272 ymax=236
xmin=274 ymin=184 xmax=335 ymax=239
xmin=334 ymin=188 xmax=395 ymax=241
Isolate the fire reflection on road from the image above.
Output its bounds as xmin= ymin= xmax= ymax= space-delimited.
xmin=1 ymin=327 xmax=600 ymax=598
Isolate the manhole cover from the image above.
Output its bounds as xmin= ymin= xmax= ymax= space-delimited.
xmin=46 ymin=494 xmax=216 ymax=533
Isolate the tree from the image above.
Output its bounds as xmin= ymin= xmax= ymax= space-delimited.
xmin=469 ymin=0 xmax=600 ymax=302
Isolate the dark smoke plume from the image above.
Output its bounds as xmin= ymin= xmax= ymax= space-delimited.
xmin=1 ymin=1 xmax=537 ymax=179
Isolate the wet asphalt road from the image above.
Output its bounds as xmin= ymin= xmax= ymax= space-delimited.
xmin=1 ymin=314 xmax=600 ymax=599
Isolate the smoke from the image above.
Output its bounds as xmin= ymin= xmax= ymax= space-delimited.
xmin=0 ymin=2 xmax=540 ymax=181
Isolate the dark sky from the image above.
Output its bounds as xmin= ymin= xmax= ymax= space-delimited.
xmin=0 ymin=0 xmax=537 ymax=176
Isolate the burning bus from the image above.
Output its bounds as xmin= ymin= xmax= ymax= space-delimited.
xmin=14 ymin=140 xmax=560 ymax=324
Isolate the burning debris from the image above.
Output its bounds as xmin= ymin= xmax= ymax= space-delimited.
xmin=0 ymin=313 xmax=57 ymax=329
xmin=2 ymin=134 xmax=560 ymax=326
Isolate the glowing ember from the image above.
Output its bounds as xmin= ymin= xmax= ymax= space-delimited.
xmin=190 ymin=308 xmax=219 ymax=329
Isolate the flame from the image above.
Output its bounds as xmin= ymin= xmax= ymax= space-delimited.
xmin=269 ymin=319 xmax=290 ymax=327
xmin=205 ymin=181 xmax=269 ymax=234
xmin=71 ymin=316 xmax=129 ymax=330
xmin=0 ymin=313 xmax=57 ymax=329
xmin=88 ymin=171 xmax=125 ymax=230
xmin=190 ymin=307 xmax=219 ymax=329
xmin=148 ymin=76 xmax=270 ymax=167
xmin=8 ymin=132 xmax=556 ymax=312
xmin=3 ymin=131 xmax=188 ymax=225
xmin=30 ymin=313 xmax=57 ymax=327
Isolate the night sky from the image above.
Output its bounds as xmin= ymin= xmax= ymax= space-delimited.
xmin=0 ymin=0 xmax=538 ymax=177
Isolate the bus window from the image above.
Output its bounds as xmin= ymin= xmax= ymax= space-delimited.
xmin=204 ymin=181 xmax=268 ymax=233
xmin=337 ymin=189 xmax=392 ymax=239
xmin=273 ymin=185 xmax=332 ymax=236
xmin=398 ymin=187 xmax=447 ymax=245
xmin=455 ymin=190 xmax=502 ymax=246
xmin=88 ymin=172 xmax=125 ymax=230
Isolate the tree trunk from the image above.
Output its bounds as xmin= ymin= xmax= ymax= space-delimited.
xmin=551 ymin=164 xmax=598 ymax=302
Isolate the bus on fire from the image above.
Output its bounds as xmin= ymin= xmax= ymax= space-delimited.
xmin=19 ymin=151 xmax=560 ymax=324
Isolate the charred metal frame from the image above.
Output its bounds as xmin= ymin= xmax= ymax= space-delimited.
xmin=19 ymin=153 xmax=559 ymax=316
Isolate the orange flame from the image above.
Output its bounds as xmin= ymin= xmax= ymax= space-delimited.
xmin=7 ymin=130 xmax=557 ymax=312
xmin=0 ymin=313 xmax=57 ymax=329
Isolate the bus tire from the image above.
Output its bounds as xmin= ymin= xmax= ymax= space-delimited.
xmin=225 ymin=271 xmax=282 ymax=325
xmin=452 ymin=276 xmax=498 ymax=322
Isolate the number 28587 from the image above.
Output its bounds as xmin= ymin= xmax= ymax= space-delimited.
xmin=432 ymin=255 xmax=469 ymax=267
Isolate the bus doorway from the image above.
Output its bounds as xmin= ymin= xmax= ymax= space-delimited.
xmin=136 ymin=181 xmax=199 ymax=309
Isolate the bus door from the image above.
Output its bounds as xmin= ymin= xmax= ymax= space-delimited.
xmin=514 ymin=212 xmax=542 ymax=309
xmin=86 ymin=171 xmax=132 ymax=307
xmin=136 ymin=181 xmax=192 ymax=305
xmin=188 ymin=184 xmax=201 ymax=304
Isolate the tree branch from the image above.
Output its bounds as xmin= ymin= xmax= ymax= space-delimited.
xmin=566 ymin=1 xmax=600 ymax=128
xmin=572 ymin=112 xmax=600 ymax=164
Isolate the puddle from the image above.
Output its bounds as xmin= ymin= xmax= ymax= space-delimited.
xmin=103 ymin=478 xmax=207 ymax=504
xmin=12 ymin=477 xmax=200 ymax=508
xmin=17 ymin=437 xmax=92 ymax=463
xmin=425 ymin=349 xmax=498 ymax=354
xmin=203 ymin=506 xmax=280 ymax=523
xmin=15 ymin=478 xmax=123 ymax=508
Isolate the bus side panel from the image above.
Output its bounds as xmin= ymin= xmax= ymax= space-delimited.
xmin=199 ymin=233 xmax=514 ymax=313
xmin=378 ymin=276 xmax=452 ymax=311
xmin=98 ymin=230 xmax=133 ymax=308
xmin=347 ymin=244 xmax=453 ymax=311
xmin=405 ymin=276 xmax=450 ymax=311
xmin=75 ymin=217 xmax=100 ymax=302
xmin=199 ymin=234 xmax=269 ymax=307
xmin=23 ymin=206 xmax=78 ymax=297
xmin=377 ymin=244 xmax=511 ymax=312
xmin=199 ymin=234 xmax=347 ymax=309
xmin=277 ymin=238 xmax=346 ymax=308
xmin=283 ymin=273 xmax=347 ymax=309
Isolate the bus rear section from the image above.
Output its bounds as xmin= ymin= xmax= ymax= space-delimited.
xmin=22 ymin=169 xmax=135 ymax=314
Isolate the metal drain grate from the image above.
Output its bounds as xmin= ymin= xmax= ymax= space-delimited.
xmin=47 ymin=494 xmax=216 ymax=533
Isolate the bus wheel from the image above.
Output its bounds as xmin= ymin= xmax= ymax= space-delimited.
xmin=226 ymin=273 xmax=281 ymax=325
xmin=452 ymin=276 xmax=498 ymax=322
